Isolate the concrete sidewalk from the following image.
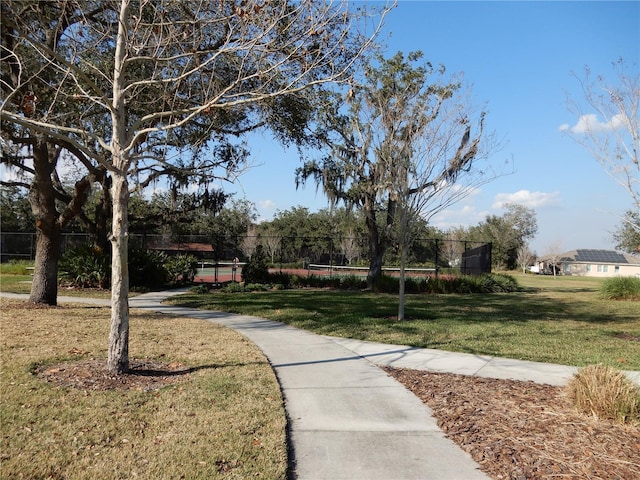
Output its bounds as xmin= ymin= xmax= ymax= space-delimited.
xmin=327 ymin=337 xmax=640 ymax=388
xmin=125 ymin=291 xmax=490 ymax=479
xmin=5 ymin=290 xmax=638 ymax=479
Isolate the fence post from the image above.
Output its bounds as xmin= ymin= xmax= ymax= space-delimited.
xmin=434 ymin=238 xmax=439 ymax=279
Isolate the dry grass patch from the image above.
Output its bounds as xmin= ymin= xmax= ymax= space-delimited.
xmin=566 ymin=364 xmax=640 ymax=425
xmin=0 ymin=298 xmax=287 ymax=479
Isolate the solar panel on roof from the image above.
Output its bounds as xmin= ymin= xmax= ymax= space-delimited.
xmin=574 ymin=249 xmax=627 ymax=264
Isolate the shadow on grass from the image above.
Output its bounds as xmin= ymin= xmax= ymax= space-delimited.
xmin=129 ymin=361 xmax=267 ymax=377
xmin=172 ymin=289 xmax=636 ymax=328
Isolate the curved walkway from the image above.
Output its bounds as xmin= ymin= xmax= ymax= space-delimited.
xmin=4 ymin=290 xmax=639 ymax=479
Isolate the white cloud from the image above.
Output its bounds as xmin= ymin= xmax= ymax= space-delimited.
xmin=492 ymin=190 xmax=561 ymax=209
xmin=258 ymin=199 xmax=276 ymax=211
xmin=254 ymin=199 xmax=277 ymax=222
xmin=430 ymin=204 xmax=489 ymax=230
xmin=559 ymin=113 xmax=627 ymax=134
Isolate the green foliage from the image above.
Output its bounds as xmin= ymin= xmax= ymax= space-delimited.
xmin=190 ymin=284 xmax=211 ymax=294
xmin=612 ymin=209 xmax=640 ymax=254
xmin=128 ymin=248 xmax=170 ymax=289
xmin=477 ymin=273 xmax=519 ymax=292
xmin=0 ymin=260 xmax=33 ymax=275
xmin=600 ymin=276 xmax=640 ymax=300
xmin=285 ymin=272 xmax=518 ymax=294
xmin=221 ymin=282 xmax=245 ymax=293
xmin=267 ymin=272 xmax=291 ymax=288
xmin=221 ymin=282 xmax=272 ymax=293
xmin=164 ymin=254 xmax=198 ymax=285
xmin=0 ymin=186 xmax=34 ymax=233
xmin=241 ymin=245 xmax=270 ymax=284
xmin=61 ymin=246 xmax=182 ymax=290
xmin=373 ymin=274 xmax=401 ymax=293
xmin=465 ymin=204 xmax=538 ymax=270
xmin=60 ymin=245 xmax=110 ymax=289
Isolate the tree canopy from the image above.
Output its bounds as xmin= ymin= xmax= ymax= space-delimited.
xmin=1 ymin=0 xmax=391 ymax=373
xmin=297 ymin=51 xmax=499 ymax=289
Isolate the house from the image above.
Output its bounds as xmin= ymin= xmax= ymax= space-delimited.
xmin=537 ymin=249 xmax=640 ymax=278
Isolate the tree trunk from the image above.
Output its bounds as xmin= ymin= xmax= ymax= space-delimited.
xmin=30 ymin=228 xmax=61 ymax=305
xmin=107 ymin=173 xmax=130 ymax=374
xmin=398 ymin=242 xmax=407 ymax=321
xmin=28 ymin=138 xmax=60 ymax=305
xmin=365 ymin=213 xmax=386 ymax=290
xmin=107 ymin=0 xmax=131 ymax=375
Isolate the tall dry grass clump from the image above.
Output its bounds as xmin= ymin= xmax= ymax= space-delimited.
xmin=566 ymin=364 xmax=640 ymax=425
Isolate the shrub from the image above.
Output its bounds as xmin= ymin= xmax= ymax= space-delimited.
xmin=128 ymin=248 xmax=170 ymax=289
xmin=267 ymin=271 xmax=291 ymax=288
xmin=479 ymin=273 xmax=519 ymax=293
xmin=165 ymin=254 xmax=198 ymax=285
xmin=221 ymin=282 xmax=274 ymax=293
xmin=190 ymin=284 xmax=210 ymax=294
xmin=221 ymin=282 xmax=245 ymax=293
xmin=372 ymin=274 xmax=398 ymax=293
xmin=60 ymin=244 xmax=110 ymax=288
xmin=241 ymin=246 xmax=270 ymax=284
xmin=61 ymin=246 xmax=201 ymax=290
xmin=600 ymin=276 xmax=640 ymax=300
xmin=339 ymin=274 xmax=367 ymax=291
xmin=565 ymin=364 xmax=640 ymax=425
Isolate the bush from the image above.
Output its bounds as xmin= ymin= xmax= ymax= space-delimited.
xmin=478 ymin=273 xmax=519 ymax=293
xmin=241 ymin=246 xmax=270 ymax=284
xmin=60 ymin=244 xmax=110 ymax=288
xmin=165 ymin=254 xmax=198 ymax=285
xmin=286 ymin=272 xmax=517 ymax=294
xmin=128 ymin=248 xmax=170 ymax=289
xmin=190 ymin=284 xmax=210 ymax=294
xmin=600 ymin=276 xmax=640 ymax=300
xmin=221 ymin=282 xmax=273 ymax=293
xmin=221 ymin=282 xmax=245 ymax=293
xmin=267 ymin=271 xmax=291 ymax=288
xmin=61 ymin=246 xmax=172 ymax=290
xmin=566 ymin=364 xmax=640 ymax=425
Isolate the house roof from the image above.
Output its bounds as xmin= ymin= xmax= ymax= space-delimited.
xmin=559 ymin=249 xmax=640 ymax=265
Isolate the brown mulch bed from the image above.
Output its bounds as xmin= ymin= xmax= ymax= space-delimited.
xmin=386 ymin=367 xmax=640 ymax=480
xmin=35 ymin=359 xmax=191 ymax=392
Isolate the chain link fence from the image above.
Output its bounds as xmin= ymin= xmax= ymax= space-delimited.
xmin=1 ymin=232 xmax=491 ymax=275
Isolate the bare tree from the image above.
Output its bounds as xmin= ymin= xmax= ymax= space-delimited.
xmin=442 ymin=228 xmax=466 ymax=268
xmin=339 ymin=229 xmax=361 ymax=265
xmin=393 ymin=88 xmax=500 ymax=318
xmin=543 ymin=241 xmax=564 ymax=278
xmin=1 ymin=0 xmax=391 ymax=373
xmin=562 ymin=59 xmax=639 ymax=232
xmin=241 ymin=225 xmax=259 ymax=260
xmin=516 ymin=242 xmax=533 ymax=275
xmin=261 ymin=231 xmax=282 ymax=264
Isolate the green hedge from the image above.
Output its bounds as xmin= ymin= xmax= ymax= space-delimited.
xmin=60 ymin=245 xmax=197 ymax=290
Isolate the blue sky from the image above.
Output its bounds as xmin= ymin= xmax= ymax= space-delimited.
xmin=223 ymin=0 xmax=639 ymax=254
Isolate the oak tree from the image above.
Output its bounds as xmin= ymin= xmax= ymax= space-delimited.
xmin=1 ymin=0 xmax=390 ymax=373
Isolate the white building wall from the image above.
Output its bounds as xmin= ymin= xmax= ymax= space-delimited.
xmin=564 ymin=263 xmax=640 ymax=277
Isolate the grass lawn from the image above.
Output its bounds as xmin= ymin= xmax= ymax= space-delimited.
xmin=168 ymin=274 xmax=640 ymax=370
xmin=0 ymin=298 xmax=287 ymax=479
xmin=0 ymin=274 xmax=33 ymax=294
